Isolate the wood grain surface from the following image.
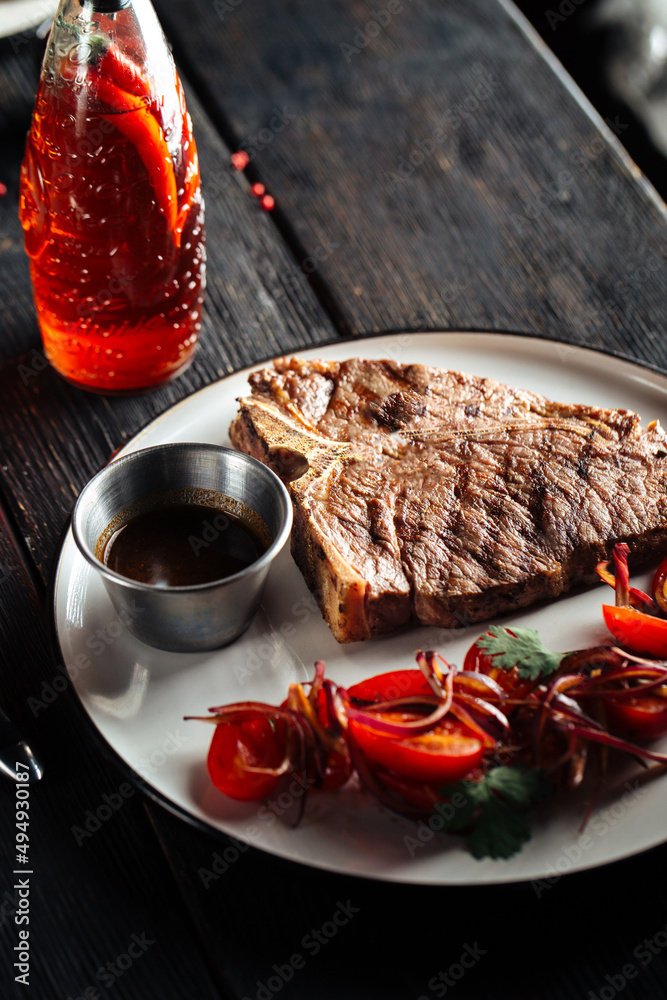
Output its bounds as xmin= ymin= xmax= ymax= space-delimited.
xmin=155 ymin=0 xmax=667 ymax=362
xmin=1 ymin=1 xmax=667 ymax=998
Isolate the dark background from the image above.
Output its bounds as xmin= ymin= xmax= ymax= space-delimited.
xmin=516 ymin=0 xmax=667 ymax=199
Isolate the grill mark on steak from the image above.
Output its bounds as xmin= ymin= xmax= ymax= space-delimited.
xmin=373 ymin=390 xmax=428 ymax=430
xmin=230 ymin=358 xmax=667 ymax=642
xmin=379 ymin=360 xmax=425 ymax=389
xmin=530 ymin=432 xmax=551 ymax=547
xmin=442 ymin=439 xmax=475 ymax=589
xmin=576 ymin=431 xmax=595 ymax=481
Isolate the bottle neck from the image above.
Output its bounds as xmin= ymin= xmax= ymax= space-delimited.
xmin=81 ymin=0 xmax=131 ymax=10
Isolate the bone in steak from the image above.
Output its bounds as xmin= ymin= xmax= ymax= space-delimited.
xmin=230 ymin=357 xmax=667 ymax=642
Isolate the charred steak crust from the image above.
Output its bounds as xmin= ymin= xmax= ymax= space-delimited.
xmin=230 ymin=357 xmax=667 ymax=643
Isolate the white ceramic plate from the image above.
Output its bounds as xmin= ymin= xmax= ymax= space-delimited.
xmin=0 ymin=0 xmax=56 ymax=39
xmin=53 ymin=332 xmax=667 ymax=884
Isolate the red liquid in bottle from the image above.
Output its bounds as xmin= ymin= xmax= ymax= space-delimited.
xmin=20 ymin=18 xmax=205 ymax=393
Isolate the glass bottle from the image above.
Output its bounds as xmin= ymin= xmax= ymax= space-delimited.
xmin=19 ymin=0 xmax=206 ymax=393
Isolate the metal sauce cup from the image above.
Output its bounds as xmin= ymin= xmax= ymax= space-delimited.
xmin=72 ymin=443 xmax=292 ymax=652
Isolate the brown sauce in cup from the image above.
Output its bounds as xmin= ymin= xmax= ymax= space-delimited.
xmin=103 ymin=503 xmax=268 ymax=586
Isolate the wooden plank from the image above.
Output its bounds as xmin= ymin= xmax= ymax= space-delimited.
xmin=0 ymin=46 xmax=338 ymax=581
xmin=0 ymin=509 xmax=225 ymax=1000
xmin=155 ymin=0 xmax=667 ymax=367
xmin=0 ymin=39 xmax=45 ymax=363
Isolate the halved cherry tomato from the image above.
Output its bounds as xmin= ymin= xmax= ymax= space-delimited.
xmin=207 ymin=715 xmax=287 ymax=801
xmin=348 ymin=670 xmax=431 ymax=703
xmin=463 ymin=635 xmax=536 ymax=700
xmin=348 ymin=713 xmax=484 ymax=783
xmin=602 ymin=604 xmax=667 ymax=657
xmin=605 ymin=694 xmax=667 ymax=742
xmin=348 ymin=669 xmax=484 ymax=783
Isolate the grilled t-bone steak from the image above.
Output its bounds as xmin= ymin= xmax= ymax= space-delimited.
xmin=230 ymin=357 xmax=667 ymax=643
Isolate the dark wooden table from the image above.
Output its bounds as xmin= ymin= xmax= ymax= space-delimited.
xmin=2 ymin=1 xmax=667 ymax=997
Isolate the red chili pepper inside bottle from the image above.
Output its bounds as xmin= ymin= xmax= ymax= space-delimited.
xmin=19 ymin=0 xmax=206 ymax=393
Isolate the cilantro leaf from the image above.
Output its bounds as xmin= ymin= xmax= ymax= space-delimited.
xmin=466 ymin=795 xmax=534 ymax=861
xmin=441 ymin=766 xmax=552 ymax=860
xmin=476 ymin=625 xmax=564 ymax=680
xmin=483 ymin=765 xmax=549 ymax=804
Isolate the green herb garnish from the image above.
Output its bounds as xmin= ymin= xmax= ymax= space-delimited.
xmin=476 ymin=625 xmax=564 ymax=680
xmin=442 ymin=766 xmax=552 ymax=860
